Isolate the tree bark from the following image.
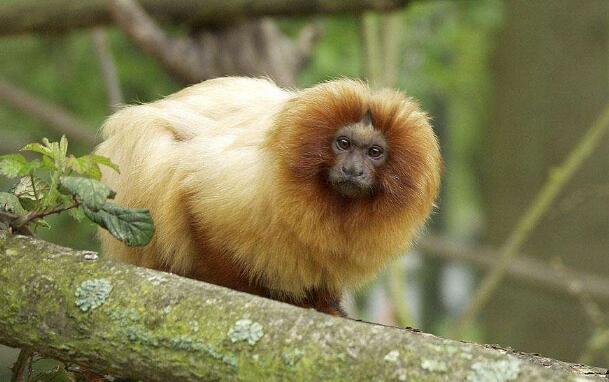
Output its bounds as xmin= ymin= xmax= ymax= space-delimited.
xmin=0 ymin=233 xmax=606 ymax=381
xmin=0 ymin=0 xmax=407 ymax=36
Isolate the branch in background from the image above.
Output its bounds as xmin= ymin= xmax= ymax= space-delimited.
xmin=0 ymin=0 xmax=408 ymax=36
xmin=109 ymin=0 xmax=323 ymax=87
xmin=108 ymin=0 xmax=203 ymax=85
xmin=361 ymin=11 xmax=403 ymax=88
xmin=91 ymin=28 xmax=123 ymax=112
xmin=386 ymin=259 xmax=414 ymax=327
xmin=251 ymin=18 xmax=322 ymax=87
xmin=418 ymin=236 xmax=609 ymax=302
xmin=381 ymin=12 xmax=403 ymax=87
xmin=294 ymin=22 xmax=324 ymax=71
xmin=0 ymin=79 xmax=98 ymax=147
xmin=361 ymin=13 xmax=383 ymax=86
xmin=453 ymin=102 xmax=609 ymax=336
xmin=0 ymin=234 xmax=606 ymax=381
xmin=553 ymin=259 xmax=609 ymax=366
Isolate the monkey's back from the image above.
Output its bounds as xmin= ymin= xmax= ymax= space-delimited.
xmin=96 ymin=77 xmax=292 ymax=275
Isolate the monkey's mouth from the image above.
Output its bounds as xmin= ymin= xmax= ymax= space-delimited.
xmin=330 ymin=177 xmax=373 ymax=199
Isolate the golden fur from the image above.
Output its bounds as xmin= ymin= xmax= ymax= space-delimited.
xmin=96 ymin=77 xmax=441 ymax=303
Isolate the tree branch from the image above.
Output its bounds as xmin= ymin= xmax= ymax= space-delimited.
xmin=91 ymin=28 xmax=123 ymax=112
xmin=0 ymin=0 xmax=408 ymax=36
xmin=12 ymin=201 xmax=80 ymax=230
xmin=0 ymin=234 xmax=606 ymax=381
xmin=108 ymin=0 xmax=203 ymax=85
xmin=294 ymin=22 xmax=324 ymax=70
xmin=109 ymin=0 xmax=324 ymax=86
xmin=418 ymin=236 xmax=609 ymax=302
xmin=0 ymin=79 xmax=98 ymax=146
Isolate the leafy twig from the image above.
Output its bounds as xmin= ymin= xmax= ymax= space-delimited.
xmin=1 ymin=137 xmax=153 ymax=252
xmin=13 ymin=201 xmax=80 ymax=229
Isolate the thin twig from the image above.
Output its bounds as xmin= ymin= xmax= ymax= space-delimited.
xmin=13 ymin=201 xmax=79 ymax=229
xmin=453 ymin=102 xmax=609 ymax=337
xmin=11 ymin=348 xmax=33 ymax=382
xmin=91 ymin=28 xmax=123 ymax=112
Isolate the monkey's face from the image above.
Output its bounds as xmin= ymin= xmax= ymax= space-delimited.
xmin=271 ymin=79 xmax=441 ymax=227
xmin=328 ymin=117 xmax=388 ymax=198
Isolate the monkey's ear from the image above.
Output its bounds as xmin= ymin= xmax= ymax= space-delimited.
xmin=362 ymin=109 xmax=373 ymax=126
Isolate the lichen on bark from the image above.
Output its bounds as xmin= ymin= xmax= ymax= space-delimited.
xmin=0 ymin=233 xmax=606 ymax=381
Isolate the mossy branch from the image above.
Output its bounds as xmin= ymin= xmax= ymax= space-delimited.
xmin=0 ymin=233 xmax=606 ymax=381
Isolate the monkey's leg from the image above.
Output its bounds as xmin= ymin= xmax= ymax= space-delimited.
xmin=282 ymin=289 xmax=346 ymax=317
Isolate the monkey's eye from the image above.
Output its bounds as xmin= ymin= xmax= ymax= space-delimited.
xmin=336 ymin=136 xmax=351 ymax=150
xmin=368 ymin=146 xmax=384 ymax=159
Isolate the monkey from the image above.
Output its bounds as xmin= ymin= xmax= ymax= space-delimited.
xmin=96 ymin=77 xmax=442 ymax=316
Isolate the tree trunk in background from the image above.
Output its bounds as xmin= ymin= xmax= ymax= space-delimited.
xmin=420 ymin=96 xmax=448 ymax=332
xmin=480 ymin=0 xmax=609 ymax=363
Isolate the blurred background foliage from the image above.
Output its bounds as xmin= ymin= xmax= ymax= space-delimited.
xmin=2 ymin=0 xmax=609 ymax=379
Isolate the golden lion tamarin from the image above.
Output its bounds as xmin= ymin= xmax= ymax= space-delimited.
xmin=96 ymin=77 xmax=441 ymax=315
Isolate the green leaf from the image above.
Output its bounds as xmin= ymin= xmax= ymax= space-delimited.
xmin=0 ymin=154 xmax=27 ymax=178
xmin=60 ymin=176 xmax=115 ymax=210
xmin=59 ymin=135 xmax=68 ymax=158
xmin=52 ymin=136 xmax=68 ymax=169
xmin=41 ymin=175 xmax=61 ymax=209
xmin=40 ymin=155 xmax=56 ymax=171
xmin=0 ymin=192 xmax=26 ymax=216
xmin=25 ymin=137 xmax=69 ymax=173
xmin=83 ymin=202 xmax=154 ymax=247
xmin=89 ymin=154 xmax=120 ymax=173
xmin=21 ymin=142 xmax=53 ymax=158
xmin=66 ymin=155 xmax=102 ymax=180
xmin=31 ymin=218 xmax=51 ymax=230
xmin=66 ymin=154 xmax=120 ymax=180
xmin=13 ymin=176 xmax=48 ymax=201
xmin=68 ymin=206 xmax=86 ymax=222
xmin=0 ymin=155 xmax=41 ymax=178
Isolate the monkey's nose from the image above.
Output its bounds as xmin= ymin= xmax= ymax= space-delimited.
xmin=341 ymin=166 xmax=364 ymax=177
